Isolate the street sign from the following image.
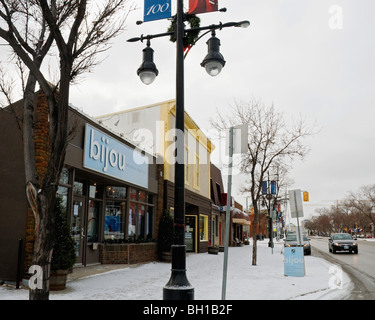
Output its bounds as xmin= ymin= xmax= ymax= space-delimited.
xmin=144 ymin=0 xmax=171 ymax=22
xmin=225 ymin=124 xmax=248 ymax=155
xmin=288 ymin=189 xmax=304 ymax=218
xmin=283 ymin=247 xmax=305 ymax=277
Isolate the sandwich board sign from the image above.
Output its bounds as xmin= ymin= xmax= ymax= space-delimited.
xmin=283 ymin=247 xmax=305 ymax=277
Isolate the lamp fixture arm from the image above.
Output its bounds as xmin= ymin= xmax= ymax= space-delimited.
xmin=127 ymin=20 xmax=250 ymax=43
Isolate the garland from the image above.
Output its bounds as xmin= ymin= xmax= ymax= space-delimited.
xmin=168 ymin=14 xmax=201 ymax=49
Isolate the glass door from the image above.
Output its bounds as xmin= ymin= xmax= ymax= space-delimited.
xmin=71 ymin=199 xmax=85 ymax=264
xmin=185 ymin=216 xmax=196 ymax=252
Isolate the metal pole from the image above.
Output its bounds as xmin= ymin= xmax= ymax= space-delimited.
xmin=16 ymin=238 xmax=23 ymax=289
xmin=221 ymin=126 xmax=234 ymax=300
xmin=163 ymin=0 xmax=194 ymax=300
xmin=267 ymin=172 xmax=274 ymax=253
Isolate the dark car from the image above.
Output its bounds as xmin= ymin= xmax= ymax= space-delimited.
xmin=284 ymin=233 xmax=311 ymax=255
xmin=328 ymin=233 xmax=358 ymax=254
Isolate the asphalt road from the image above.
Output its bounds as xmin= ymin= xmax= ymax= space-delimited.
xmin=310 ymin=236 xmax=375 ymax=300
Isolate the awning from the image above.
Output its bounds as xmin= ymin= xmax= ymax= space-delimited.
xmin=232 ymin=209 xmax=250 ymax=225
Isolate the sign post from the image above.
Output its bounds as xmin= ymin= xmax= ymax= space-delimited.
xmin=221 ymin=124 xmax=247 ymax=300
xmin=288 ymin=189 xmax=304 ymax=246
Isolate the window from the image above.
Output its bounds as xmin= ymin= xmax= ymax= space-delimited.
xmin=216 ymin=183 xmax=222 ymax=205
xmin=89 ymin=183 xmax=103 ymax=199
xmin=106 ymin=186 xmax=126 ymax=199
xmin=73 ymin=180 xmax=84 ymax=195
xmin=105 ymin=200 xmax=126 ymax=240
xmin=193 ymin=154 xmax=200 ymax=189
xmin=199 ymin=215 xmax=208 ymax=241
xmin=128 ymin=201 xmax=137 ymax=238
xmin=129 ymin=187 xmax=155 ymax=240
xmin=59 ymin=168 xmax=70 ymax=185
xmin=185 ymin=146 xmax=189 ymax=184
xmin=57 ymin=186 xmax=68 ymax=216
xmin=104 ymin=186 xmax=127 ymax=240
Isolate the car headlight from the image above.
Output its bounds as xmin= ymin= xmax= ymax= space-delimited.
xmin=353 ymin=242 xmax=357 ymax=246
xmin=334 ymin=243 xmax=339 ymax=246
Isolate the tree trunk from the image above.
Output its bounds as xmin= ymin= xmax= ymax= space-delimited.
xmin=27 ymin=184 xmax=56 ymax=300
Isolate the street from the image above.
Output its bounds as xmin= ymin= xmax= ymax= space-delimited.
xmin=310 ymin=237 xmax=375 ymax=299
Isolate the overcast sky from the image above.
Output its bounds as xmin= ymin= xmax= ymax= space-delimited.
xmin=2 ymin=0 xmax=375 ymax=220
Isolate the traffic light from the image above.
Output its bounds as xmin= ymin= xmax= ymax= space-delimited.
xmin=303 ymin=191 xmax=309 ymax=202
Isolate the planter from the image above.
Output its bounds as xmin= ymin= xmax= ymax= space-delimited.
xmin=208 ymin=246 xmax=219 ymax=255
xmin=219 ymin=246 xmax=225 ymax=252
xmin=50 ymin=269 xmax=69 ymax=291
xmin=244 ymin=240 xmax=250 ymax=245
xmin=161 ymin=251 xmax=172 ymax=262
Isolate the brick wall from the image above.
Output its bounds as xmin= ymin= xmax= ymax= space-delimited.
xmin=23 ymin=92 xmax=51 ymax=275
xmin=100 ymin=243 xmax=158 ymax=264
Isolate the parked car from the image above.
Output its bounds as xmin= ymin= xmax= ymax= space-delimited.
xmin=328 ymin=233 xmax=358 ymax=254
xmin=284 ymin=233 xmax=311 ymax=255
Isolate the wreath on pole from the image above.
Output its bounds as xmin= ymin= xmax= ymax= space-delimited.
xmin=168 ymin=14 xmax=201 ymax=50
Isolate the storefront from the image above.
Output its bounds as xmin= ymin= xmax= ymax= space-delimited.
xmin=60 ymin=121 xmax=159 ymax=266
xmin=0 ymin=93 xmax=160 ymax=281
xmin=164 ymin=180 xmax=211 ymax=253
xmin=232 ymin=209 xmax=250 ymax=243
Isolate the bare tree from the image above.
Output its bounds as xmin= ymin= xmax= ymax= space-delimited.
xmin=0 ymin=0 xmax=133 ymax=299
xmin=349 ymin=185 xmax=375 ymax=237
xmin=211 ymin=98 xmax=315 ymax=265
xmin=305 ymin=209 xmax=333 ymax=236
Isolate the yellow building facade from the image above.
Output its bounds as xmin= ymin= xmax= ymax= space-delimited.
xmin=97 ymin=100 xmax=214 ymax=253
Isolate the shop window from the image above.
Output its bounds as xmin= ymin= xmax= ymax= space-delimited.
xmin=138 ymin=190 xmax=146 ymax=203
xmin=106 ymin=186 xmax=126 ymax=199
xmin=57 ymin=186 xmax=68 ymax=216
xmin=137 ymin=204 xmax=146 ymax=237
xmin=128 ymin=201 xmax=137 ymax=238
xmin=89 ymin=183 xmax=103 ymax=199
xmin=59 ymin=168 xmax=70 ymax=185
xmin=130 ymin=187 xmax=137 ymax=201
xmin=73 ymin=180 xmax=84 ymax=196
xmin=199 ymin=215 xmax=208 ymax=241
xmin=146 ymin=207 xmax=153 ymax=238
xmin=129 ymin=188 xmax=155 ymax=240
xmin=104 ymin=201 xmax=125 ymax=240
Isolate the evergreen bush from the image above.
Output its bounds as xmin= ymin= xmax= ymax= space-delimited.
xmin=51 ymin=199 xmax=76 ymax=271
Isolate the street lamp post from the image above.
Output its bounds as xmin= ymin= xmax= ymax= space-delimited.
xmin=128 ymin=1 xmax=249 ymax=300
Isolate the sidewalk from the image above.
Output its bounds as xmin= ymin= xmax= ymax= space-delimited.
xmin=0 ymin=239 xmax=353 ymax=300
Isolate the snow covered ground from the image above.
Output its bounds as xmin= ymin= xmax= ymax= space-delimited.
xmin=0 ymin=239 xmax=353 ymax=300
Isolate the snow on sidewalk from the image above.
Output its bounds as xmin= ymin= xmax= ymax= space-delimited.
xmin=0 ymin=239 xmax=352 ymax=300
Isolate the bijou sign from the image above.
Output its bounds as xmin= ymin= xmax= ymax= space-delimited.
xmin=83 ymin=124 xmax=149 ymax=189
xmin=283 ymin=247 xmax=305 ymax=277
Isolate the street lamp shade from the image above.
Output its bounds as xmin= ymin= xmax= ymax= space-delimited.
xmin=137 ymin=40 xmax=159 ymax=85
xmin=201 ymin=31 xmax=226 ymax=77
